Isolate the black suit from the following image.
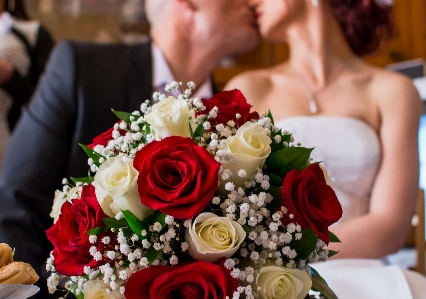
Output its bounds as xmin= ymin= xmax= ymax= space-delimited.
xmin=0 ymin=40 xmax=153 ymax=298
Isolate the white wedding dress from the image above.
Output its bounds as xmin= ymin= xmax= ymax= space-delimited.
xmin=275 ymin=116 xmax=426 ymax=299
xmin=276 ymin=116 xmax=380 ymax=224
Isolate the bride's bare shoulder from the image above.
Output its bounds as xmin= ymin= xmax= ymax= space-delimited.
xmin=225 ymin=69 xmax=272 ymax=91
xmin=224 ymin=65 xmax=285 ymax=104
xmin=367 ymin=65 xmax=421 ymax=109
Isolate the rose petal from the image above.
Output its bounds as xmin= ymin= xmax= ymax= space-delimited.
xmin=279 ymin=164 xmax=342 ymax=245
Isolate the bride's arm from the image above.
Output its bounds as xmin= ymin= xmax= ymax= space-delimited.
xmin=328 ymin=73 xmax=422 ymax=259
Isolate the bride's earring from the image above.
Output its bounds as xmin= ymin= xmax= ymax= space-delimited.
xmin=311 ymin=0 xmax=319 ymax=6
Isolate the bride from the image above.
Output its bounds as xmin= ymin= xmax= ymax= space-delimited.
xmin=226 ymin=0 xmax=420 ymax=259
xmin=225 ymin=0 xmax=425 ymax=297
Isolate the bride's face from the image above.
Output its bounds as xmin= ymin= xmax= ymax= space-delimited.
xmin=249 ymin=0 xmax=308 ymax=42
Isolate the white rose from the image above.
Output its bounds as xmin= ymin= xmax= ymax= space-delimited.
xmin=84 ymin=280 xmax=125 ymax=299
xmin=185 ymin=212 xmax=246 ymax=262
xmin=50 ymin=186 xmax=82 ymax=223
xmin=221 ymin=122 xmax=271 ymax=190
xmin=256 ymin=266 xmax=312 ymax=299
xmin=319 ymin=163 xmax=333 ymax=187
xmin=92 ymin=156 xmax=152 ymax=220
xmin=144 ymin=96 xmax=190 ymax=139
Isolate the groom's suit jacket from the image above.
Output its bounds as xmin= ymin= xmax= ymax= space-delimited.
xmin=0 ymin=40 xmax=154 ymax=298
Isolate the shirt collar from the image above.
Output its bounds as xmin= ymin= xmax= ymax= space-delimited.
xmin=151 ymin=43 xmax=213 ymax=99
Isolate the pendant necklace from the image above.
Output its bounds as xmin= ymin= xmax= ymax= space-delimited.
xmin=296 ymin=58 xmax=355 ymax=114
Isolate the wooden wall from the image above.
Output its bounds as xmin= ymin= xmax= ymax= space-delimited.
xmin=25 ymin=0 xmax=140 ymax=43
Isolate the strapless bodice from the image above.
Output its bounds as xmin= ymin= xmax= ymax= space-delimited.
xmin=275 ymin=116 xmax=381 ymax=223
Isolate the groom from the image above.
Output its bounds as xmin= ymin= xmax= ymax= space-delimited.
xmin=0 ymin=0 xmax=258 ymax=297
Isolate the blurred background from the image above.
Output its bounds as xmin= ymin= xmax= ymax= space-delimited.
xmin=25 ymin=0 xmax=148 ymax=44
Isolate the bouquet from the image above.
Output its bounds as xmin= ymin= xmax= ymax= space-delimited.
xmin=45 ymin=82 xmax=343 ymax=299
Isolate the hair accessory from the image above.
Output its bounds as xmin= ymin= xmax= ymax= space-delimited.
xmin=374 ymin=0 xmax=393 ymax=6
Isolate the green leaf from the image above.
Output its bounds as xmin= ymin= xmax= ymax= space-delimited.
xmin=79 ymin=144 xmax=105 ymax=167
xmin=269 ymin=129 xmax=292 ymax=154
xmin=327 ymin=250 xmax=339 ymax=258
xmin=121 ymin=227 xmax=136 ymax=238
xmin=146 ymin=247 xmax=161 ymax=265
xmin=102 ymin=217 xmax=127 ymax=229
xmin=265 ymin=172 xmax=283 ymax=187
xmin=289 ymin=229 xmax=317 ymax=260
xmin=142 ymin=211 xmax=156 ymax=224
xmin=266 ymin=185 xmax=282 ymax=214
xmin=71 ymin=287 xmax=85 ymax=299
xmin=311 ymin=267 xmax=339 ymax=299
xmin=192 ymin=123 xmax=205 ymax=139
xmin=140 ymin=134 xmax=148 ymax=144
xmin=71 ymin=176 xmax=94 ymax=184
xmin=142 ymin=122 xmax=151 ymax=135
xmin=86 ymin=227 xmax=108 ymax=235
xmin=329 ymin=231 xmax=341 ymax=243
xmin=267 ymin=109 xmax=275 ymax=125
xmin=123 ymin=210 xmax=148 ymax=239
xmin=112 ymin=109 xmax=134 ymax=123
xmin=242 ymin=224 xmax=251 ymax=234
xmin=265 ymin=147 xmax=313 ymax=177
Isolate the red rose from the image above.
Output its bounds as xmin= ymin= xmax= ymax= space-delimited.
xmin=45 ymin=185 xmax=113 ymax=276
xmin=124 ymin=260 xmax=238 ymax=299
xmin=87 ymin=121 xmax=126 ymax=149
xmin=133 ymin=136 xmax=220 ymax=219
xmin=200 ymin=89 xmax=259 ymax=126
xmin=279 ymin=163 xmax=342 ymax=244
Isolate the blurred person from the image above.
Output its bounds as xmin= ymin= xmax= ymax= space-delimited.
xmin=0 ymin=0 xmax=258 ymax=298
xmin=0 ymin=0 xmax=54 ymax=171
xmin=226 ymin=0 xmax=420 ymax=260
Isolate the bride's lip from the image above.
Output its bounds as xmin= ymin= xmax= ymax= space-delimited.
xmin=255 ymin=12 xmax=261 ymax=21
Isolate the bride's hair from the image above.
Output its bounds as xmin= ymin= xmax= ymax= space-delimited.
xmin=328 ymin=0 xmax=394 ymax=56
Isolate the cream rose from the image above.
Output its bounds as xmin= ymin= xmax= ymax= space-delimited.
xmin=256 ymin=266 xmax=312 ymax=299
xmin=221 ymin=122 xmax=271 ymax=190
xmin=319 ymin=163 xmax=334 ymax=187
xmin=185 ymin=212 xmax=246 ymax=262
xmin=84 ymin=280 xmax=125 ymax=299
xmin=144 ymin=96 xmax=190 ymax=139
xmin=92 ymin=156 xmax=152 ymax=220
xmin=50 ymin=186 xmax=82 ymax=223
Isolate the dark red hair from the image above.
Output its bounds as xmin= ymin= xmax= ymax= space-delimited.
xmin=328 ymin=0 xmax=394 ymax=56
